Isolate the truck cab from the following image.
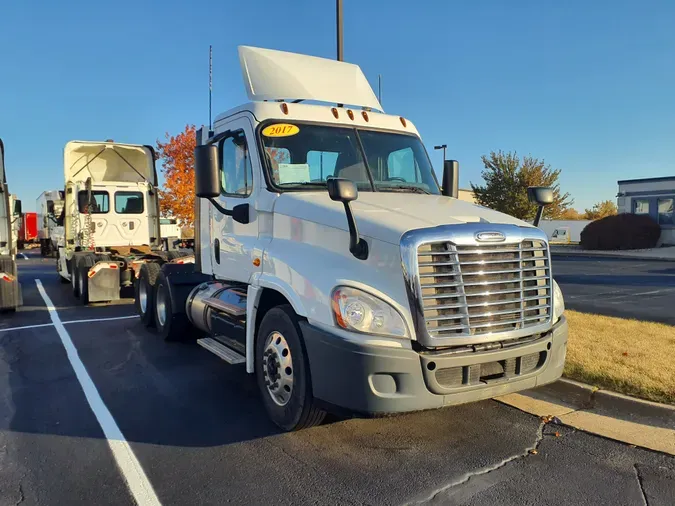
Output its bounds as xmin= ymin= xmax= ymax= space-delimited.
xmin=0 ymin=138 xmax=22 ymax=311
xmin=138 ymin=47 xmax=568 ymax=431
xmin=37 ymin=189 xmax=65 ymax=256
xmin=57 ymin=140 xmax=164 ymax=303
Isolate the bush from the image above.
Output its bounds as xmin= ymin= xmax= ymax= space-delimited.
xmin=580 ymin=213 xmax=661 ymax=250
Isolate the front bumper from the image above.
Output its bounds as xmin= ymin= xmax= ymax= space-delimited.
xmin=301 ymin=315 xmax=568 ymax=415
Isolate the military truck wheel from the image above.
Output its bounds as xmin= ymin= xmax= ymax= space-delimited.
xmin=136 ymin=262 xmax=161 ymax=327
xmin=154 ymin=271 xmax=189 ymax=341
xmin=256 ymin=305 xmax=326 ymax=431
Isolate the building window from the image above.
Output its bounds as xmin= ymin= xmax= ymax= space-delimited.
xmin=633 ymin=199 xmax=649 ymax=215
xmin=658 ymin=198 xmax=674 ymax=225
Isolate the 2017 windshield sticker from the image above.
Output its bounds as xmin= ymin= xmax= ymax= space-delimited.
xmin=262 ymin=124 xmax=299 ymax=137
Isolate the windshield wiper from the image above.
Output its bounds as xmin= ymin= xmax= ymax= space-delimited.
xmin=377 ymin=185 xmax=430 ymax=194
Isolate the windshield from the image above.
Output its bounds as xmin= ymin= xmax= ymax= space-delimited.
xmin=260 ymin=123 xmax=440 ymax=194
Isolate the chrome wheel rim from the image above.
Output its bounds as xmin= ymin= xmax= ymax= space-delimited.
xmin=139 ymin=280 xmax=148 ymax=313
xmin=156 ymin=284 xmax=168 ymax=327
xmin=262 ymin=331 xmax=294 ymax=407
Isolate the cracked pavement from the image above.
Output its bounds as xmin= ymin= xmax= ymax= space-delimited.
xmin=1 ymin=253 xmax=674 ymax=505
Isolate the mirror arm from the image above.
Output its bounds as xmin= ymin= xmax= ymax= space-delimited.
xmin=342 ymin=202 xmax=368 ymax=260
xmin=533 ymin=206 xmax=545 ymax=227
xmin=206 ymin=198 xmax=250 ymax=225
xmin=208 ymin=197 xmax=230 ymax=217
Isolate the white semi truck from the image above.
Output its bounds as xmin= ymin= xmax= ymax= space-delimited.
xmin=37 ymin=189 xmax=65 ymax=257
xmin=56 ymin=140 xmax=188 ymax=304
xmin=136 ymin=47 xmax=568 ymax=431
xmin=0 ymin=138 xmax=22 ymax=312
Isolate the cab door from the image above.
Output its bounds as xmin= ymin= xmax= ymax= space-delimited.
xmin=210 ymin=117 xmax=259 ymax=283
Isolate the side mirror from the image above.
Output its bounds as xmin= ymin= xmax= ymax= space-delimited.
xmin=528 ymin=186 xmax=553 ymax=227
xmin=527 ymin=187 xmax=554 ymax=206
xmin=441 ymin=160 xmax=459 ymax=198
xmin=194 ymin=144 xmax=220 ymax=198
xmin=327 ymin=178 xmax=358 ymax=203
xmin=47 ymin=200 xmax=55 ymax=215
xmin=326 ymin=178 xmax=368 ymax=260
xmin=13 ymin=199 xmax=22 ymax=216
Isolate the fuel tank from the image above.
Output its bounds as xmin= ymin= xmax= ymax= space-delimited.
xmin=186 ymin=281 xmax=247 ymax=340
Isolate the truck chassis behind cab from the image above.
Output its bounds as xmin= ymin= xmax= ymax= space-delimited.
xmin=136 ymin=47 xmax=568 ymax=431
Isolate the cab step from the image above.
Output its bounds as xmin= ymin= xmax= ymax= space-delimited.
xmin=197 ymin=337 xmax=245 ymax=364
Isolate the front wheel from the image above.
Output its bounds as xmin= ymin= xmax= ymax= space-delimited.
xmin=256 ymin=305 xmax=326 ymax=431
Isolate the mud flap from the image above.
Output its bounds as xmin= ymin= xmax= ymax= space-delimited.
xmin=87 ymin=266 xmax=121 ymax=302
xmin=0 ymin=256 xmax=21 ymax=311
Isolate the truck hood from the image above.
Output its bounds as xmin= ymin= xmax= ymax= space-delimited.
xmin=273 ymin=192 xmax=535 ymax=244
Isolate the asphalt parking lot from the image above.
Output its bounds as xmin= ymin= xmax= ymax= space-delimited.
xmin=1 ymin=251 xmax=674 ymax=505
xmin=553 ymin=255 xmax=675 ymax=324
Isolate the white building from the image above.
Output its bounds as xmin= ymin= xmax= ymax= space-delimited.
xmin=617 ymin=176 xmax=675 ymax=245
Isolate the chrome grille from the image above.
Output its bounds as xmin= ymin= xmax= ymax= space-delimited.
xmin=417 ymin=240 xmax=551 ymax=339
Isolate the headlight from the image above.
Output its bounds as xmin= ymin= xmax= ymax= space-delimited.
xmin=331 ymin=286 xmax=409 ymax=338
xmin=553 ymin=279 xmax=565 ymax=323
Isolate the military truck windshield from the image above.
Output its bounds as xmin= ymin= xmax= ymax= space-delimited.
xmin=261 ymin=123 xmax=440 ymax=194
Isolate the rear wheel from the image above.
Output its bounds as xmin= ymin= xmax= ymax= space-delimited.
xmin=136 ymin=262 xmax=161 ymax=327
xmin=154 ymin=271 xmax=190 ymax=341
xmin=71 ymin=258 xmax=80 ymax=298
xmin=256 ymin=305 xmax=326 ymax=431
xmin=78 ymin=255 xmax=96 ymax=305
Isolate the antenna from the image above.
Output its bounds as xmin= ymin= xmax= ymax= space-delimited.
xmin=208 ymin=45 xmax=213 ymax=137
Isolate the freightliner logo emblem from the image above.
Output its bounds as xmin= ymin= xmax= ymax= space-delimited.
xmin=475 ymin=231 xmax=506 ymax=242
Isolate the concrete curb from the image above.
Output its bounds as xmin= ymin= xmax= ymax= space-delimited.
xmin=551 ymin=250 xmax=675 ymax=262
xmin=495 ymin=378 xmax=675 ymax=455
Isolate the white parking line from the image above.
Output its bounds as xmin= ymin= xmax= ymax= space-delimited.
xmin=19 ymin=253 xmax=28 ymax=260
xmin=35 ymin=280 xmax=161 ymax=506
xmin=0 ymin=315 xmax=140 ymax=333
xmin=64 ymin=315 xmax=140 ymax=325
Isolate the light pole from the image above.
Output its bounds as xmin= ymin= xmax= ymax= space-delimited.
xmin=337 ymin=0 xmax=343 ymax=61
xmin=434 ymin=144 xmax=447 ymax=168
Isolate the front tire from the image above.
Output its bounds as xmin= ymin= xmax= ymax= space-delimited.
xmin=256 ymin=305 xmax=326 ymax=431
xmin=136 ymin=262 xmax=161 ymax=327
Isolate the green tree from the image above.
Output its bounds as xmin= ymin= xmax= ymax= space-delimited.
xmin=583 ymin=200 xmax=617 ymax=220
xmin=470 ymin=151 xmax=573 ymax=220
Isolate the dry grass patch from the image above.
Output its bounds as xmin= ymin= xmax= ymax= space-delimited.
xmin=564 ymin=310 xmax=675 ymax=404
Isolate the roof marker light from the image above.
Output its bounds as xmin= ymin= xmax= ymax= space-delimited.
xmin=400 ymin=117 xmax=407 ymax=127
xmin=347 ymin=109 xmax=354 ymax=120
xmin=362 ymin=111 xmax=369 ymax=122
xmin=331 ymin=107 xmax=339 ymax=119
xmin=281 ymin=103 xmax=289 ymax=115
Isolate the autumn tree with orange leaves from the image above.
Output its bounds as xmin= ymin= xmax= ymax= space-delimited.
xmin=156 ymin=125 xmax=196 ymax=227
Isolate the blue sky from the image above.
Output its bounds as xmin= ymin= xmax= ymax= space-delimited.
xmin=1 ymin=0 xmax=674 ymax=211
